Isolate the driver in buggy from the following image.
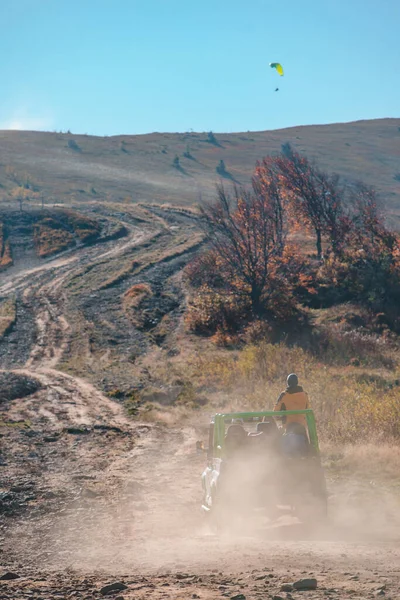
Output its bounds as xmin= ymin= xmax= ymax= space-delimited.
xmin=274 ymin=373 xmax=311 ymax=456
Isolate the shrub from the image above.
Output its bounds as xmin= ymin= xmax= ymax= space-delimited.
xmin=67 ymin=139 xmax=80 ymax=151
xmin=0 ymin=297 xmax=16 ymax=338
xmin=318 ymin=245 xmax=400 ymax=331
xmin=122 ymin=283 xmax=153 ymax=327
xmin=0 ymin=240 xmax=12 ymax=270
xmin=61 ymin=210 xmax=101 ymax=242
xmin=183 ymin=145 xmax=193 ymax=159
xmin=185 ymin=285 xmax=250 ymax=334
xmin=123 ymin=283 xmax=152 ymax=310
xmin=216 ymin=159 xmax=226 ymax=175
xmin=311 ymin=324 xmax=393 ymax=368
xmin=0 ymin=223 xmax=13 ymax=270
xmin=207 ymin=131 xmax=219 ymax=145
xmin=210 ymin=328 xmax=240 ymax=348
xmin=242 ymin=319 xmax=274 ymax=344
xmin=34 ymin=224 xmax=75 ymax=257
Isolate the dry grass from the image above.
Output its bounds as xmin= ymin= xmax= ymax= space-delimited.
xmin=135 ymin=339 xmax=400 ymax=443
xmin=123 ymin=282 xmax=152 ymax=308
xmin=60 ymin=209 xmax=101 ymax=242
xmin=204 ymin=342 xmax=400 ymax=442
xmin=323 ymin=442 xmax=400 ymax=482
xmin=159 ymin=203 xmax=201 ymax=217
xmin=0 ymin=297 xmax=16 ymax=338
xmin=34 ymin=224 xmax=75 ymax=257
xmin=307 ymin=304 xmax=396 ymax=368
xmin=0 ymin=239 xmax=13 ymax=270
xmin=0 ymin=222 xmax=13 ymax=270
xmin=99 ymin=261 xmax=140 ymax=291
xmin=122 ymin=283 xmax=152 ymax=326
xmin=0 ymin=120 xmax=399 ymax=214
xmin=33 ymin=210 xmax=101 ymax=258
xmin=99 ymin=233 xmax=203 ymax=291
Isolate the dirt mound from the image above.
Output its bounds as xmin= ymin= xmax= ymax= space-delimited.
xmin=0 ymin=372 xmax=41 ymax=403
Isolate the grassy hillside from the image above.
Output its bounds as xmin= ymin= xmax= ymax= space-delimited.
xmin=1 ymin=119 xmax=400 ymax=445
xmin=0 ymin=118 xmax=399 ymax=224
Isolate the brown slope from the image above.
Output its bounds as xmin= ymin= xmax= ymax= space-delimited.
xmin=0 ymin=118 xmax=399 ymax=219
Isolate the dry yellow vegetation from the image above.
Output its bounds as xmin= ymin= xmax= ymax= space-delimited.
xmin=196 ymin=342 xmax=400 ymax=442
xmin=34 ymin=224 xmax=75 ymax=257
xmin=0 ymin=297 xmax=16 ymax=339
xmin=0 ymin=222 xmax=13 ymax=270
xmin=33 ymin=211 xmax=101 ymax=257
xmin=134 ymin=337 xmax=400 ymax=444
xmin=122 ymin=283 xmax=153 ymax=326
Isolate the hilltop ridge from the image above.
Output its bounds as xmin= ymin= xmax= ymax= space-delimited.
xmin=0 ymin=118 xmax=399 ymax=223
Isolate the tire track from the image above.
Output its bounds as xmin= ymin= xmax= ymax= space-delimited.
xmin=0 ymin=213 xmax=156 ymax=427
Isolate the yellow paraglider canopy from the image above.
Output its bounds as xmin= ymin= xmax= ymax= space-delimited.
xmin=269 ymin=62 xmax=284 ymax=76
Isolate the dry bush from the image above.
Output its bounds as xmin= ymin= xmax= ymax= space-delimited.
xmin=34 ymin=224 xmax=75 ymax=257
xmin=311 ymin=323 xmax=394 ymax=368
xmin=60 ymin=209 xmax=101 ymax=242
xmin=0 ymin=297 xmax=17 ymax=338
xmin=122 ymin=283 xmax=152 ymax=327
xmin=185 ymin=285 xmax=250 ymax=334
xmin=328 ymin=380 xmax=400 ymax=442
xmin=32 ymin=211 xmax=101 ymax=258
xmin=193 ymin=342 xmax=312 ymax=395
xmin=152 ymin=313 xmax=174 ymax=345
xmin=211 ymin=328 xmax=240 ymax=348
xmin=0 ymin=241 xmax=13 ymax=270
xmin=0 ymin=223 xmax=13 ymax=270
xmin=185 ymin=246 xmax=304 ymax=336
xmin=75 ymin=228 xmax=99 ymax=243
xmin=123 ymin=283 xmax=152 ymax=311
xmin=242 ymin=319 xmax=274 ymax=344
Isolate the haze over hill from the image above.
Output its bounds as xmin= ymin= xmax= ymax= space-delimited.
xmin=1 ymin=117 xmax=399 ymax=223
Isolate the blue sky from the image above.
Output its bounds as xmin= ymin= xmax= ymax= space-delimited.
xmin=0 ymin=0 xmax=399 ymax=135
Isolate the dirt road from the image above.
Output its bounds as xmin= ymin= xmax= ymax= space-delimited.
xmin=1 ymin=206 xmax=400 ymax=599
xmin=2 ymin=406 xmax=400 ymax=599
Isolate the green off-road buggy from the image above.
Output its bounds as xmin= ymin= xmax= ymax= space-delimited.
xmin=201 ymin=410 xmax=327 ymax=528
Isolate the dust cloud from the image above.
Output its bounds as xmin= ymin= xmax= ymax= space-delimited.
xmin=37 ymin=429 xmax=400 ymax=575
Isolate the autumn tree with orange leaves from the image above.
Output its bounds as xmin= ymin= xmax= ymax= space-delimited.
xmin=199 ymin=183 xmax=287 ymax=315
xmin=270 ymin=144 xmax=351 ymax=259
xmin=350 ymin=182 xmax=397 ymax=252
xmin=186 ymin=146 xmax=400 ymax=336
xmin=185 ymin=177 xmax=309 ymax=334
